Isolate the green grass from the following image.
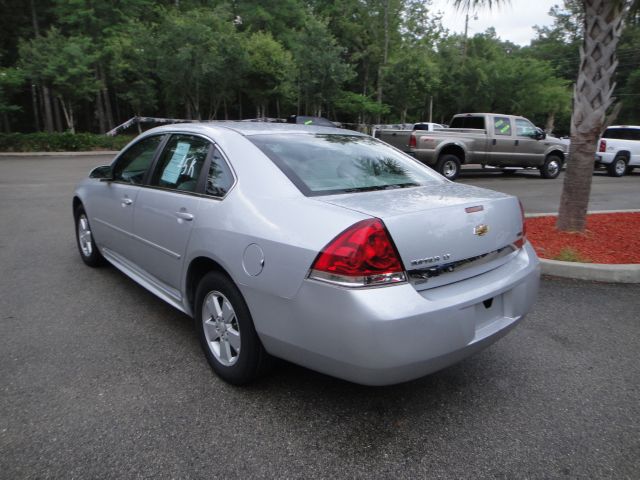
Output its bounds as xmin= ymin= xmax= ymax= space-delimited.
xmin=0 ymin=132 xmax=133 ymax=152
xmin=553 ymin=247 xmax=592 ymax=263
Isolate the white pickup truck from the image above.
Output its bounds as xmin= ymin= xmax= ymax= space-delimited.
xmin=595 ymin=126 xmax=640 ymax=177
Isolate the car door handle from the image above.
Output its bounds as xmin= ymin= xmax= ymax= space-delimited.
xmin=514 ymin=140 xmax=519 ymax=146
xmin=175 ymin=211 xmax=194 ymax=221
xmin=121 ymin=197 xmax=133 ymax=206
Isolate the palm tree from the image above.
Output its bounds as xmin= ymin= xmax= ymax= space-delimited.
xmin=454 ymin=0 xmax=637 ymax=232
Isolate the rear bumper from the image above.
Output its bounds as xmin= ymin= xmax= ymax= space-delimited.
xmin=595 ymin=152 xmax=615 ymax=165
xmin=249 ymin=242 xmax=540 ymax=386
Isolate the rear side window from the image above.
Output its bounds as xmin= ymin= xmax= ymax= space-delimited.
xmin=150 ymin=134 xmax=211 ymax=193
xmin=449 ymin=116 xmax=485 ymax=129
xmin=603 ymin=128 xmax=640 ymax=141
xmin=205 ymin=148 xmax=234 ymax=197
xmin=112 ymin=135 xmax=164 ymax=184
xmin=250 ymin=134 xmax=443 ymax=197
xmin=493 ymin=117 xmax=512 ymax=136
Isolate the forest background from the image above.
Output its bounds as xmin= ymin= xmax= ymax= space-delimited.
xmin=0 ymin=0 xmax=638 ymax=136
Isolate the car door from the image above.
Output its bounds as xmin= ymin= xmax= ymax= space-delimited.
xmin=130 ymin=134 xmax=213 ymax=291
xmin=90 ymin=134 xmax=165 ymax=260
xmin=513 ymin=118 xmax=548 ymax=166
xmin=488 ymin=116 xmax=516 ymax=166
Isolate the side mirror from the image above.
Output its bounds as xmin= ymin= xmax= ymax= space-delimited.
xmin=90 ymin=165 xmax=114 ymax=181
xmin=534 ymin=128 xmax=546 ymax=140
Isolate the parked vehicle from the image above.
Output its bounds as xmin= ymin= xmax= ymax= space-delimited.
xmin=595 ymin=125 xmax=640 ymax=176
xmin=371 ymin=122 xmax=445 ymax=138
xmin=73 ymin=122 xmax=540 ymax=386
xmin=376 ymin=113 xmax=569 ymax=180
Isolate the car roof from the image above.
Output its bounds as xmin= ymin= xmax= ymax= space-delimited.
xmin=606 ymin=125 xmax=640 ymax=130
xmin=143 ymin=121 xmax=365 ymax=137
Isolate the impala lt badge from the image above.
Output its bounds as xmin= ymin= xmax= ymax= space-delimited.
xmin=474 ymin=224 xmax=489 ymax=236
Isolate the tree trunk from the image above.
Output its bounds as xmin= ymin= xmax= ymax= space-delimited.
xmin=545 ymin=111 xmax=555 ymax=135
xmin=53 ymin=95 xmax=63 ymax=132
xmin=376 ymin=0 xmax=390 ymax=124
xmin=58 ymin=97 xmax=75 ymax=133
xmin=31 ymin=84 xmax=41 ymax=132
xmin=41 ymin=85 xmax=55 ymax=133
xmin=98 ymin=65 xmax=115 ymax=131
xmin=2 ymin=112 xmax=10 ymax=133
xmin=556 ymin=0 xmax=627 ymax=232
xmin=96 ymin=90 xmax=106 ymax=133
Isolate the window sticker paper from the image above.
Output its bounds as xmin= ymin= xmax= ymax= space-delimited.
xmin=161 ymin=142 xmax=190 ymax=184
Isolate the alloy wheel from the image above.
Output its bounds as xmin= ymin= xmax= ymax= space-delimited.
xmin=202 ymin=291 xmax=241 ymax=366
xmin=77 ymin=214 xmax=93 ymax=257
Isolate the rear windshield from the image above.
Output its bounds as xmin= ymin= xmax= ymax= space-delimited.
xmin=250 ymin=134 xmax=444 ymax=196
xmin=602 ymin=128 xmax=640 ymax=141
xmin=450 ymin=116 xmax=485 ymax=130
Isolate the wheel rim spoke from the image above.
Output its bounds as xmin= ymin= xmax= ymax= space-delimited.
xmin=226 ymin=328 xmax=241 ymax=352
xmin=204 ymin=319 xmax=221 ymax=341
xmin=218 ymin=338 xmax=232 ymax=363
xmin=221 ymin=300 xmax=235 ymax=324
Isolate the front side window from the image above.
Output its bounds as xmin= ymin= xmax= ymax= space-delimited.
xmin=150 ymin=135 xmax=211 ymax=193
xmin=493 ymin=117 xmax=512 ymax=136
xmin=515 ymin=119 xmax=537 ymax=137
xmin=112 ymin=135 xmax=164 ymax=184
xmin=250 ymin=134 xmax=444 ymax=196
xmin=205 ymin=148 xmax=234 ymax=197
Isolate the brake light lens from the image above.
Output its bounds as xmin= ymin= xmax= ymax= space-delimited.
xmin=409 ymin=134 xmax=417 ymax=149
xmin=309 ymin=219 xmax=406 ymax=287
xmin=514 ymin=200 xmax=527 ymax=249
xmin=599 ymin=139 xmax=607 ymax=152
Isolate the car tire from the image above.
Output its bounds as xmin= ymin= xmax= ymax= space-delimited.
xmin=539 ymin=155 xmax=563 ymax=179
xmin=74 ymin=205 xmax=105 ymax=267
xmin=436 ymin=154 xmax=461 ymax=181
xmin=607 ymin=155 xmax=628 ymax=177
xmin=195 ymin=271 xmax=271 ymax=385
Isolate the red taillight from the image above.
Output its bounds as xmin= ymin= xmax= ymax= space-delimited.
xmin=514 ymin=200 xmax=527 ymax=249
xmin=599 ymin=139 xmax=607 ymax=152
xmin=409 ymin=134 xmax=417 ymax=149
xmin=309 ymin=219 xmax=406 ymax=287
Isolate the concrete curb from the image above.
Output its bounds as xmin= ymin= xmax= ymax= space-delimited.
xmin=0 ymin=151 xmax=117 ymax=157
xmin=526 ymin=209 xmax=640 ymax=217
xmin=526 ymin=210 xmax=640 ymax=283
xmin=540 ymin=258 xmax=640 ymax=283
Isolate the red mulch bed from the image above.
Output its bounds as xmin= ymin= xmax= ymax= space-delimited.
xmin=526 ymin=212 xmax=640 ymax=264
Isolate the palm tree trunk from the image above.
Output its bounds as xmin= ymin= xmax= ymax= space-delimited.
xmin=556 ymin=0 xmax=628 ymax=232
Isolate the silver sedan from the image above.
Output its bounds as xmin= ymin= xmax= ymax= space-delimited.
xmin=73 ymin=123 xmax=540 ymax=386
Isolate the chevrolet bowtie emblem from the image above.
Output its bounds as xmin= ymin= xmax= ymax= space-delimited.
xmin=474 ymin=224 xmax=489 ymax=236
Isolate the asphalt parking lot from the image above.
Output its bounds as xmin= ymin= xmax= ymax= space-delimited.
xmin=1 ymin=155 xmax=639 ymax=478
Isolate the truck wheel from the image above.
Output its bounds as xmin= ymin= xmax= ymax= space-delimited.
xmin=436 ymin=154 xmax=461 ymax=180
xmin=539 ymin=155 xmax=562 ymax=179
xmin=607 ymin=155 xmax=628 ymax=177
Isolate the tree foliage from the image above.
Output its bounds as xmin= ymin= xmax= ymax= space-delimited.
xmin=1 ymin=0 xmax=606 ymax=135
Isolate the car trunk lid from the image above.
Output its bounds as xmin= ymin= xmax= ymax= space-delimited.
xmin=314 ymin=183 xmax=523 ymax=290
